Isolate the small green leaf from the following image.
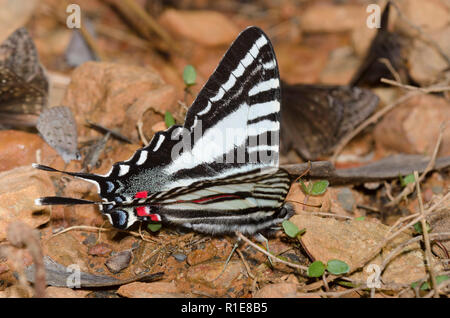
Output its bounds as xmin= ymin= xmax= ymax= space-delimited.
xmin=165 ymin=111 xmax=175 ymax=128
xmin=282 ymin=220 xmax=305 ymax=238
xmin=412 ymin=275 xmax=449 ymax=291
xmin=411 ymin=281 xmax=419 ymax=289
xmin=413 ymin=221 xmax=431 ymax=234
xmin=336 ymin=280 xmax=357 ymax=288
xmin=183 ymin=65 xmax=196 ymax=86
xmin=147 ymin=223 xmax=162 ymax=232
xmin=298 ymin=179 xmax=310 ymax=194
xmin=307 ymin=261 xmax=325 ymax=278
xmin=310 ymin=180 xmax=329 ymax=195
xmin=400 ymin=173 xmax=415 ymax=187
xmin=355 ymin=216 xmax=365 ymax=221
xmin=326 ymin=259 xmax=350 ymax=275
xmin=436 ymin=275 xmax=450 ymax=284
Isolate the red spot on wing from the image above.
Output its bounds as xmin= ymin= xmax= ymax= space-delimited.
xmin=149 ymin=214 xmax=161 ymax=222
xmin=180 ymin=194 xmax=241 ymax=204
xmin=135 ymin=191 xmax=148 ymax=199
xmin=136 ymin=206 xmax=148 ymax=216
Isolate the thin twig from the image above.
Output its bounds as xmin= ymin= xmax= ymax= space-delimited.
xmin=386 ymin=123 xmax=445 ymax=207
xmin=378 ymin=58 xmax=402 ymax=83
xmin=343 ymin=191 xmax=450 ymax=279
xmin=423 ymin=279 xmax=450 ymax=298
xmin=236 ymin=248 xmax=255 ymax=279
xmin=235 ymin=232 xmax=308 ymax=271
xmin=380 ymin=78 xmax=450 ymax=93
xmin=380 ymin=232 xmax=450 ymax=274
xmin=117 ymin=0 xmax=181 ymax=54
xmin=415 ymin=171 xmax=439 ymax=298
xmin=331 ymin=91 xmax=420 ymax=163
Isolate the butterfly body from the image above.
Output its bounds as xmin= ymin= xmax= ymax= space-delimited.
xmin=35 ymin=27 xmax=294 ymax=236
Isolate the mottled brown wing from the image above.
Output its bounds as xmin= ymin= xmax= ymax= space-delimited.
xmin=0 ymin=27 xmax=48 ymax=117
xmin=280 ymin=82 xmax=379 ymax=160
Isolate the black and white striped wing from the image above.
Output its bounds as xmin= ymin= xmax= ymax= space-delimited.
xmin=42 ymin=27 xmax=280 ymax=199
xmin=108 ymin=169 xmax=291 ymax=233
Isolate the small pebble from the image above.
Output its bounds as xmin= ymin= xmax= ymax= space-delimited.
xmin=172 ymin=253 xmax=187 ymax=262
xmin=337 ymin=188 xmax=355 ymax=212
xmin=88 ymin=243 xmax=112 ymax=256
xmin=82 ymin=234 xmax=97 ymax=246
xmin=105 ymin=250 xmax=132 ymax=274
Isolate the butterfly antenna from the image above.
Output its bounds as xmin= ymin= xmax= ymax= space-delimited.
xmin=32 ymin=163 xmax=104 ymax=183
xmin=35 ymin=196 xmax=100 ymax=206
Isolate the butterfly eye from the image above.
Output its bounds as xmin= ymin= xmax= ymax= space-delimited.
xmin=278 ymin=205 xmax=294 ymax=219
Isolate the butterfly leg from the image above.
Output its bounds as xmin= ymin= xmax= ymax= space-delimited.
xmin=254 ymin=233 xmax=273 ymax=267
xmin=213 ymin=239 xmax=241 ymax=281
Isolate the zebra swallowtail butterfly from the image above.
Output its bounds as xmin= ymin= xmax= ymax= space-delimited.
xmin=34 ymin=26 xmax=294 ymax=236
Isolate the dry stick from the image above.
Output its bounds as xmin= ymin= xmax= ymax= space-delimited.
xmin=47 ymin=1 xmax=105 ymax=61
xmin=379 ymin=58 xmax=402 ymax=83
xmin=296 ymin=287 xmax=362 ymax=298
xmin=313 ymin=190 xmax=450 ymax=292
xmin=414 ymin=171 xmax=440 ymax=298
xmin=236 ymin=248 xmax=255 ymax=280
xmin=235 ymin=232 xmax=309 ymax=271
xmin=331 ymin=79 xmax=450 ymax=164
xmin=50 ymin=225 xmax=161 ymax=243
xmin=7 ymin=222 xmax=46 ymax=298
xmin=330 ymin=91 xmax=420 ymax=164
xmin=380 ymin=78 xmax=450 ymax=93
xmin=380 ymin=232 xmax=450 ymax=274
xmin=78 ymin=22 xmax=106 ymax=61
xmin=386 ymin=123 xmax=445 ymax=207
xmin=424 ymin=279 xmax=450 ymax=298
xmin=119 ymin=0 xmax=181 ymax=54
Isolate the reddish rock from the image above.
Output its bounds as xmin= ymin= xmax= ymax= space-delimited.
xmin=395 ymin=0 xmax=449 ymax=36
xmin=122 ymin=86 xmax=177 ymax=142
xmin=61 ymin=62 xmax=176 ymax=142
xmin=374 ymin=94 xmax=450 ymax=157
xmin=159 ymin=9 xmax=240 ymax=47
xmin=319 ymin=47 xmax=360 ymax=85
xmin=45 ymin=286 xmax=90 ymax=298
xmin=88 ymin=243 xmax=112 ymax=257
xmin=0 ymin=131 xmax=45 ymax=172
xmin=254 ymin=283 xmax=319 ymax=298
xmin=408 ymin=26 xmax=450 ymax=85
xmin=43 ymin=232 xmax=90 ymax=272
xmin=0 ymin=263 xmax=9 ymax=274
xmin=300 ymin=4 xmax=366 ymax=33
xmin=185 ymin=260 xmax=245 ymax=290
xmin=186 ymin=242 xmax=218 ymax=266
xmin=276 ymin=44 xmax=328 ymax=84
xmin=0 ymin=166 xmax=54 ymax=240
xmin=117 ymin=281 xmax=186 ymax=298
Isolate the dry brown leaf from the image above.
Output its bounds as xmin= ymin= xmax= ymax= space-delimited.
xmin=290 ymin=214 xmax=440 ymax=285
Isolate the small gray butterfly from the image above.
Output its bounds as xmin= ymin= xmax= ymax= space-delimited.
xmin=37 ymin=106 xmax=81 ymax=163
